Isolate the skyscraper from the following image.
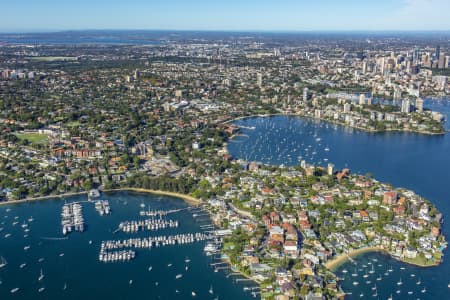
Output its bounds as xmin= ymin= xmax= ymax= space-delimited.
xmin=415 ymin=98 xmax=424 ymax=113
xmin=438 ymin=53 xmax=446 ymax=69
xmin=303 ymin=87 xmax=309 ymax=102
xmin=436 ymin=45 xmax=441 ymax=61
xmin=257 ymin=73 xmax=262 ymax=88
xmin=362 ymin=61 xmax=367 ymax=74
xmin=359 ymin=94 xmax=365 ymax=105
xmin=413 ymin=47 xmax=420 ymax=64
xmin=327 ymin=163 xmax=334 ymax=176
xmin=393 ymin=89 xmax=402 ymax=101
xmin=401 ymin=99 xmax=411 ymax=113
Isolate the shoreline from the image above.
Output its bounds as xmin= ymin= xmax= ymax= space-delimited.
xmin=324 ymin=246 xmax=440 ymax=271
xmin=325 ymin=246 xmax=387 ymax=270
xmin=225 ymin=112 xmax=445 ymax=136
xmin=0 ymin=191 xmax=87 ymax=206
xmin=103 ymin=188 xmax=202 ymax=206
xmin=0 ymin=188 xmax=202 ymax=207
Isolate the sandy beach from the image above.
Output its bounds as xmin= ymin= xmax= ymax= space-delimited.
xmin=325 ymin=246 xmax=386 ymax=270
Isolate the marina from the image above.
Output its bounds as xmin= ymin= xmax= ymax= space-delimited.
xmin=61 ymin=202 xmax=85 ymax=235
xmin=0 ymin=192 xmax=257 ymax=300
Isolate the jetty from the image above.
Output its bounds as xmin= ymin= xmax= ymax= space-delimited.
xmin=139 ymin=208 xmax=185 ymax=217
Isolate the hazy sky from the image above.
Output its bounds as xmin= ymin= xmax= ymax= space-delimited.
xmin=1 ymin=0 xmax=450 ymax=32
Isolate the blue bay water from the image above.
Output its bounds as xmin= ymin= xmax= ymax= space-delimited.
xmin=0 ymin=192 xmax=257 ymax=299
xmin=228 ymin=99 xmax=450 ymax=299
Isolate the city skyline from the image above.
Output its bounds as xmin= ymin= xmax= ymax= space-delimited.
xmin=1 ymin=0 xmax=450 ymax=33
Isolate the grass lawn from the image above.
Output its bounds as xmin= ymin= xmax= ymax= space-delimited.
xmin=14 ymin=133 xmax=49 ymax=145
xmin=402 ymin=253 xmax=438 ymax=267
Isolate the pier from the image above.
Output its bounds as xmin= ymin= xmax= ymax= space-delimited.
xmin=100 ymin=232 xmax=214 ymax=251
xmin=236 ymin=278 xmax=254 ymax=282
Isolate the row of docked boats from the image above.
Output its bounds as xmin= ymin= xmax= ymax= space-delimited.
xmin=100 ymin=232 xmax=214 ymax=251
xmin=94 ymin=200 xmax=111 ymax=216
xmin=61 ymin=202 xmax=84 ymax=235
xmin=139 ymin=208 xmax=183 ymax=217
xmin=98 ymin=249 xmax=136 ymax=263
xmin=119 ymin=218 xmax=179 ymax=233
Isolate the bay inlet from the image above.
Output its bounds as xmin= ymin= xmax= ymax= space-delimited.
xmin=227 ymin=98 xmax=450 ymax=298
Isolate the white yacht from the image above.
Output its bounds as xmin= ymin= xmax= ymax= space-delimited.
xmin=88 ymin=189 xmax=101 ymax=199
xmin=38 ymin=269 xmax=44 ymax=281
xmin=0 ymin=256 xmax=7 ymax=268
xmin=175 ymin=274 xmax=183 ymax=279
xmin=204 ymin=242 xmax=218 ymax=254
xmin=10 ymin=288 xmax=19 ymax=293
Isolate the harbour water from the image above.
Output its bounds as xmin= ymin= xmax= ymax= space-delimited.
xmin=0 ymin=192 xmax=258 ymax=299
xmin=228 ymin=98 xmax=450 ymax=298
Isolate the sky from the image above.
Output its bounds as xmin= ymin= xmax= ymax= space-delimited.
xmin=1 ymin=0 xmax=450 ymax=32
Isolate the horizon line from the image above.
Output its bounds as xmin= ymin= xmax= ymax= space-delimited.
xmin=1 ymin=28 xmax=450 ymax=35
